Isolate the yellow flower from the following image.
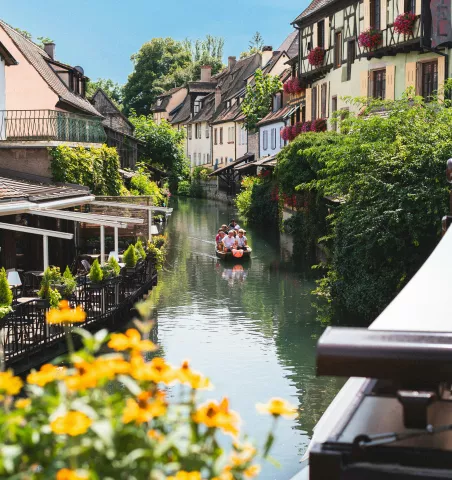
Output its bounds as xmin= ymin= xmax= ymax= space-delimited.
xmin=123 ymin=391 xmax=167 ymax=424
xmin=167 ymin=472 xmax=202 ymax=480
xmin=193 ymin=398 xmax=240 ymax=437
xmin=256 ymin=397 xmax=298 ymax=418
xmin=244 ymin=465 xmax=261 ymax=478
xmin=130 ymin=354 xmax=176 ymax=384
xmin=46 ymin=301 xmax=86 ymax=324
xmin=0 ymin=370 xmax=23 ymax=395
xmin=177 ymin=360 xmax=212 ymax=390
xmin=147 ymin=429 xmax=163 ymax=442
xmin=230 ymin=442 xmax=257 ymax=466
xmin=56 ymin=468 xmax=88 ymax=480
xmin=50 ymin=411 xmax=92 ymax=436
xmin=108 ymin=328 xmax=157 ymax=352
xmin=27 ymin=364 xmax=66 ymax=387
xmin=15 ymin=398 xmax=31 ymax=409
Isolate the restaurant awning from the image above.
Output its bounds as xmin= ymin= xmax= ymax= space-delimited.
xmin=209 ymin=153 xmax=255 ymax=177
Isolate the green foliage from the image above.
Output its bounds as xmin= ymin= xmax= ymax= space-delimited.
xmin=89 ymin=260 xmax=104 ymax=284
xmin=176 ymin=180 xmax=191 ymax=196
xmin=102 ymin=256 xmax=121 ymax=278
xmin=123 ymin=245 xmax=138 ymax=268
xmin=152 ymin=235 xmax=167 ymax=249
xmin=135 ymin=239 xmax=146 ymax=260
xmin=38 ymin=267 xmax=62 ymax=300
xmin=146 ymin=242 xmax=165 ymax=271
xmin=0 ymin=268 xmax=13 ymax=318
xmin=129 ymin=168 xmax=164 ymax=205
xmin=48 ymin=288 xmax=62 ymax=309
xmin=241 ymin=70 xmax=282 ymax=131
xmin=192 ymin=166 xmax=213 ymax=180
xmin=36 ymin=36 xmax=54 ymax=48
xmin=236 ymin=175 xmax=280 ymax=224
xmin=62 ymin=266 xmax=76 ymax=298
xmin=240 ymin=32 xmax=264 ymax=59
xmin=86 ymin=78 xmax=124 ymax=108
xmin=13 ymin=27 xmax=32 ymax=40
xmin=129 ymin=115 xmax=189 ymax=192
xmin=49 ymin=145 xmax=123 ymax=196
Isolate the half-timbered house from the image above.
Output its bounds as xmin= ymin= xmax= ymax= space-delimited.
xmin=292 ymin=0 xmax=450 ymax=128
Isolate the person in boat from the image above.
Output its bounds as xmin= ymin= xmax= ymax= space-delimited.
xmin=216 ymin=230 xmax=226 ymax=249
xmin=220 ymin=224 xmax=228 ymax=233
xmin=228 ymin=219 xmax=240 ymax=231
xmin=222 ymin=230 xmax=237 ymax=252
xmin=236 ymin=229 xmax=248 ymax=250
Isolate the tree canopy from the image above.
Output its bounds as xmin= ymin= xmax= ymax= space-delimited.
xmin=240 ymin=32 xmax=264 ymax=59
xmin=86 ymin=78 xmax=124 ymax=109
xmin=241 ymin=69 xmax=282 ymax=131
xmin=123 ymin=36 xmax=224 ymax=115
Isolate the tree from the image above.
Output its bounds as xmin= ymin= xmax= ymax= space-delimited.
xmin=123 ymin=38 xmax=192 ymax=115
xmin=240 ymin=32 xmax=264 ymax=59
xmin=37 ymin=36 xmax=54 ymax=47
xmin=129 ymin=114 xmax=189 ymax=192
xmin=86 ymin=78 xmax=124 ymax=108
xmin=14 ymin=27 xmax=32 ymax=40
xmin=241 ymin=69 xmax=282 ymax=131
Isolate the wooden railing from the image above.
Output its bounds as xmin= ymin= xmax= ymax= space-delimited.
xmin=1 ymin=259 xmax=157 ymax=373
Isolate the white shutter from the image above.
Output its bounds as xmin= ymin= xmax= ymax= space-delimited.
xmin=313 ymin=23 xmax=318 ymax=49
xmin=438 ymin=56 xmax=445 ymax=101
xmin=386 ymin=65 xmax=396 ymax=100
xmin=360 ymin=70 xmax=369 ymax=97
xmin=306 ymin=88 xmax=312 ymax=121
xmin=398 ymin=0 xmax=405 ymax=14
xmin=324 ymin=17 xmax=330 ymax=48
xmin=381 ymin=0 xmax=387 ymax=30
xmin=415 ymin=0 xmax=421 ymax=14
xmin=363 ymin=0 xmax=370 ymax=29
xmin=405 ymin=62 xmax=416 ymax=90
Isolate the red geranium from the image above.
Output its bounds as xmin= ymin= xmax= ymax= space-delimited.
xmin=307 ymin=47 xmax=325 ymax=67
xmin=311 ymin=118 xmax=327 ymax=132
xmin=283 ymin=77 xmax=305 ymax=94
xmin=358 ymin=28 xmax=383 ymax=50
xmin=280 ymin=126 xmax=290 ymax=141
xmin=301 ymin=121 xmax=312 ymax=132
xmin=394 ymin=12 xmax=416 ymax=35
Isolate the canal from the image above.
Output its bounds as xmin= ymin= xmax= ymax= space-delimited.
xmin=149 ymin=197 xmax=343 ymax=479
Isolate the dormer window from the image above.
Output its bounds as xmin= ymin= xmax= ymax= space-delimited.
xmin=194 ymin=100 xmax=201 ymax=114
xmin=273 ymin=92 xmax=282 ymax=112
xmin=157 ymin=98 xmax=163 ymax=106
xmin=227 ymin=100 xmax=231 ymax=108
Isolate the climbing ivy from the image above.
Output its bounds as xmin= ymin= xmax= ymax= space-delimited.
xmin=49 ymin=145 xmax=123 ymax=196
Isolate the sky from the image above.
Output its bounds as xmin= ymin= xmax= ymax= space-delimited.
xmin=2 ymin=0 xmax=306 ymax=85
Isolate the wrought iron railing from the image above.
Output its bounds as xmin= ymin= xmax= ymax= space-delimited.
xmin=0 ymin=109 xmax=106 ymax=143
xmin=0 ymin=259 xmax=157 ymax=371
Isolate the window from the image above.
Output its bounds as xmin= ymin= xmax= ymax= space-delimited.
xmin=228 ymin=126 xmax=235 ymax=143
xmin=421 ymin=60 xmax=438 ymax=101
xmin=240 ymin=126 xmax=247 ymax=145
xmin=187 ymin=125 xmax=192 ymax=140
xmin=332 ymin=96 xmax=338 ymax=131
xmin=198 ymin=153 xmax=202 ymax=165
xmin=371 ymin=0 xmax=381 ymax=29
xmin=194 ymin=100 xmax=201 ymax=114
xmin=404 ymin=0 xmax=415 ymax=12
xmin=220 ymin=127 xmax=223 ymax=144
xmin=206 ymin=125 xmax=210 ymax=138
xmin=312 ymin=86 xmax=318 ymax=120
xmin=273 ymin=93 xmax=282 ymax=112
xmin=280 ymin=126 xmax=284 ymax=147
xmin=317 ymin=20 xmax=325 ymax=48
xmin=321 ymin=83 xmax=327 ymax=118
xmin=195 ymin=123 xmax=201 ymax=139
xmin=157 ymin=98 xmax=162 ymax=106
xmin=263 ymin=130 xmax=268 ymax=151
xmin=347 ymin=41 xmax=355 ymax=81
xmin=221 ymin=157 xmax=224 ymax=164
xmin=271 ymin=128 xmax=277 ymax=150
xmin=372 ymin=69 xmax=386 ymax=99
xmin=334 ymin=32 xmax=342 ymax=68
xmin=214 ymin=128 xmax=218 ymax=145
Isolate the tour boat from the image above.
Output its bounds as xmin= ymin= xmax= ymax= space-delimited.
xmin=215 ymin=247 xmax=252 ymax=260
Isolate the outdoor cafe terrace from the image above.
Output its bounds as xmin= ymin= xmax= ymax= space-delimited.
xmin=0 ymin=170 xmax=171 ymax=373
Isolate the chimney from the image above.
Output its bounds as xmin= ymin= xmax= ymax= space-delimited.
xmin=261 ymin=45 xmax=273 ymax=67
xmin=215 ymin=86 xmax=222 ymax=111
xmin=228 ymin=56 xmax=237 ymax=70
xmin=44 ymin=42 xmax=55 ymax=60
xmin=200 ymin=65 xmax=212 ymax=82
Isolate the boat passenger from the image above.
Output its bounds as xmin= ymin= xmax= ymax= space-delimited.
xmin=216 ymin=228 xmax=223 ymax=243
xmin=236 ymin=229 xmax=248 ymax=250
xmin=221 ymin=224 xmax=228 ymax=233
xmin=216 ymin=230 xmax=226 ymax=248
xmin=228 ymin=219 xmax=240 ymax=231
xmin=222 ymin=230 xmax=237 ymax=252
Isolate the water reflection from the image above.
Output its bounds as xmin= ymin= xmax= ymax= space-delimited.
xmin=148 ymin=198 xmax=343 ymax=480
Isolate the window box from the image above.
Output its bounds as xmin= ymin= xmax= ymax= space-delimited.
xmin=394 ymin=12 xmax=416 ymax=35
xmin=358 ymin=28 xmax=383 ymax=51
xmin=307 ymin=47 xmax=325 ymax=67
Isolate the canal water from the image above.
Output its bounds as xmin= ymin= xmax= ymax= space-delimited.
xmin=149 ymin=197 xmax=343 ymax=479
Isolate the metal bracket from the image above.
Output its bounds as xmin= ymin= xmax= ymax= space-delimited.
xmin=397 ymin=390 xmax=437 ymax=429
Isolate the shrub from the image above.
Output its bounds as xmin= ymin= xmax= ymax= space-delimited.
xmin=38 ymin=267 xmax=62 ymax=300
xmin=146 ymin=242 xmax=165 ymax=271
xmin=89 ymin=259 xmax=104 ymax=284
xmin=135 ymin=239 xmax=146 ymax=260
xmin=48 ymin=288 xmax=62 ymax=309
xmin=102 ymin=256 xmax=121 ymax=278
xmin=130 ymin=168 xmax=164 ymax=205
xmin=152 ymin=234 xmax=167 ymax=249
xmin=49 ymin=145 xmax=123 ymax=196
xmin=192 ymin=166 xmax=213 ymax=180
xmin=123 ymin=244 xmax=138 ymax=268
xmin=0 ymin=268 xmax=13 ymax=318
xmin=177 ymin=180 xmax=191 ymax=196
xmin=62 ymin=266 xmax=76 ymax=298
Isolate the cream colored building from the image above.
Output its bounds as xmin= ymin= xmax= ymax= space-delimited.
xmin=151 ymin=87 xmax=187 ymax=124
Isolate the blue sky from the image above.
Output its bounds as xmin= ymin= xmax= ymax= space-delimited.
xmin=2 ymin=0 xmax=306 ymax=85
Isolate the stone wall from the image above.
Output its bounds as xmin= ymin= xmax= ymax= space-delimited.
xmin=0 ymin=147 xmax=52 ymax=177
xmin=247 ymin=131 xmax=259 ymax=159
xmin=198 ymin=179 xmax=234 ymax=204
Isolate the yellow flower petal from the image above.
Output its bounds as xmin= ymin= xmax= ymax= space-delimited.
xmin=50 ymin=411 xmax=92 ymax=436
xmin=0 ymin=370 xmax=23 ymax=395
xmin=256 ymin=397 xmax=298 ymax=418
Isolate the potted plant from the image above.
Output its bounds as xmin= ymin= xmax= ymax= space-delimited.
xmin=152 ymin=235 xmax=167 ymax=249
xmin=101 ymin=256 xmax=121 ymax=282
xmin=307 ymin=47 xmax=325 ymax=67
xmin=135 ymin=240 xmax=146 ymax=260
xmin=123 ymin=244 xmax=138 ymax=269
xmin=38 ymin=267 xmax=62 ymax=308
xmin=62 ymin=266 xmax=76 ymax=299
xmin=394 ymin=12 xmax=416 ymax=35
xmin=358 ymin=28 xmax=383 ymax=51
xmin=0 ymin=268 xmax=13 ymax=321
xmin=89 ymin=259 xmax=104 ymax=286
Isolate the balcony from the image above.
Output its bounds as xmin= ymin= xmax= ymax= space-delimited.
xmin=0 ymin=109 xmax=106 ymax=145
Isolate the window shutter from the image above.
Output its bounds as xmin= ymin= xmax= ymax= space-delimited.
xmin=313 ymin=23 xmax=318 ymax=49
xmin=326 ymin=82 xmax=330 ymax=117
xmin=386 ymin=65 xmax=395 ymax=100
xmin=363 ymin=0 xmax=371 ymax=30
xmin=415 ymin=0 xmax=421 ymax=14
xmin=398 ymin=0 xmax=404 ymax=14
xmin=438 ymin=56 xmax=445 ymax=101
xmin=324 ymin=17 xmax=330 ymax=48
xmin=318 ymin=85 xmax=322 ymax=118
xmin=360 ymin=70 xmax=369 ymax=97
xmin=306 ymin=88 xmax=312 ymax=121
xmin=381 ymin=0 xmax=387 ymax=30
xmin=405 ymin=62 xmax=416 ymax=91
